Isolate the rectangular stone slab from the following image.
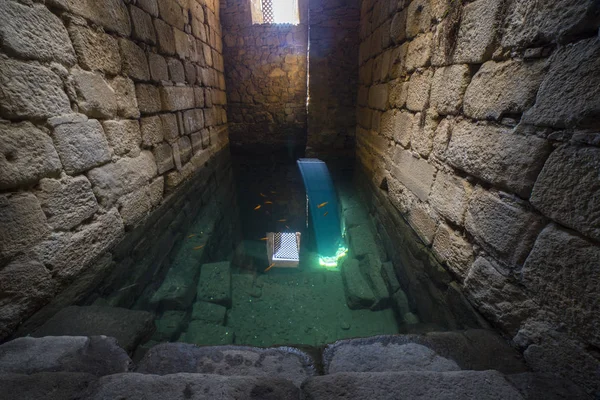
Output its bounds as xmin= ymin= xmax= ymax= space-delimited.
xmin=196 ymin=261 xmax=232 ymax=307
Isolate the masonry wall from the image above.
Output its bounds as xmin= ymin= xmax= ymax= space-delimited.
xmin=221 ymin=0 xmax=308 ymax=151
xmin=356 ymin=0 xmax=600 ymax=393
xmin=0 ymin=0 xmax=228 ymax=341
xmin=306 ymin=0 xmax=360 ymax=158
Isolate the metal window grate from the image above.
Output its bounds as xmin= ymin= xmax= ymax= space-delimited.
xmin=262 ymin=0 xmax=274 ymax=23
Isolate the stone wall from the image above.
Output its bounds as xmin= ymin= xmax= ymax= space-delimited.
xmin=307 ymin=0 xmax=360 ymax=158
xmin=356 ymin=0 xmax=600 ymax=393
xmin=0 ymin=0 xmax=228 ymax=341
xmin=221 ymin=0 xmax=308 ymax=151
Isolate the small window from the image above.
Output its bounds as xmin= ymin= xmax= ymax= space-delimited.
xmin=251 ymin=0 xmax=299 ymax=25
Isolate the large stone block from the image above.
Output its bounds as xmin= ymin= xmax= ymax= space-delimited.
xmin=0 ymin=372 xmax=97 ymax=400
xmin=87 ymin=151 xmax=157 ymax=207
xmin=138 ymin=0 xmax=159 ymax=16
xmin=160 ymin=113 xmax=179 ymax=142
xmin=167 ymin=57 xmax=185 ymax=82
xmin=464 ymin=60 xmax=547 ymax=120
xmin=119 ymin=39 xmax=150 ymax=81
xmin=102 ymin=120 xmax=142 ymax=157
xmin=154 ymin=18 xmax=176 ymax=56
xmin=176 ymin=136 xmax=192 ymax=164
xmin=522 ymin=38 xmax=600 ymax=129
xmin=153 ymin=311 xmax=186 ymax=342
xmin=47 ymin=0 xmax=131 ymax=36
xmin=530 ymin=145 xmax=600 ymax=241
xmin=445 ymin=121 xmax=551 ymax=198
xmin=341 ymin=258 xmax=376 ymax=310
xmin=191 ymin=301 xmax=226 ymax=324
xmin=502 ymin=0 xmax=600 ymax=48
xmin=405 ymin=33 xmax=432 ymax=72
xmin=179 ymin=321 xmax=234 ymax=346
xmin=0 ymin=193 xmax=49 ymax=257
xmin=52 ymin=120 xmax=112 ymax=175
xmin=452 ymin=0 xmax=503 ymax=64
xmin=0 ymin=57 xmax=71 ymax=119
xmin=430 ymin=64 xmax=471 ymax=116
xmin=406 ymin=69 xmax=432 ymax=112
xmin=410 ymin=110 xmax=438 ymax=157
xmin=0 ymin=122 xmax=61 ymax=190
xmin=140 ymin=116 xmax=164 ymax=147
xmin=157 ymin=0 xmax=185 ymax=30
xmin=521 ymin=224 xmax=600 ymax=347
xmin=72 ymin=69 xmax=118 ymax=119
xmin=135 ymin=84 xmax=162 ymax=114
xmin=130 ymin=5 xmax=156 ymax=45
xmin=149 ymin=53 xmax=169 ymax=82
xmin=368 ymin=84 xmax=388 ymax=111
xmin=466 ymin=188 xmax=544 ymax=267
xmin=432 ymin=224 xmax=473 ymax=282
xmin=196 ymin=261 xmax=231 ymax=307
xmin=110 ymin=76 xmax=140 ymax=119
xmin=182 ymin=109 xmax=205 ymax=134
xmin=160 ymin=86 xmax=195 ymax=111
xmin=68 ymin=25 xmax=121 ymax=75
xmin=429 ymin=171 xmax=472 ymax=226
xmin=0 ymin=1 xmax=75 ymax=65
xmin=464 ymin=257 xmax=536 ymax=335
xmin=390 ymin=9 xmax=407 ymax=44
xmin=0 ymin=257 xmax=57 ymax=340
xmin=389 ymin=147 xmax=435 ymax=201
xmin=36 ymin=176 xmax=98 ymax=230
xmin=406 ymin=0 xmax=432 ymax=39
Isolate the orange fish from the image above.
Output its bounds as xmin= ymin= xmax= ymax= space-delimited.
xmin=323 ymin=211 xmax=329 ymax=217
xmin=193 ymin=245 xmax=205 ymax=250
xmin=260 ymin=193 xmax=267 ymax=198
xmin=264 ymin=263 xmax=275 ymax=272
xmin=278 ymin=219 xmax=286 ymax=222
xmin=317 ymin=202 xmax=328 ymax=208
xmin=188 ymin=234 xmax=196 ymax=238
xmin=254 ymin=205 xmax=261 ymax=210
xmin=285 ymin=225 xmax=290 ymax=229
xmin=260 ymin=237 xmax=268 ymax=241
xmin=270 ymin=191 xmax=277 ymax=194
xmin=264 ymin=201 xmax=273 ymax=204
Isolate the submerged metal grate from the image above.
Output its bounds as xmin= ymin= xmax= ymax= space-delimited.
xmin=262 ymin=0 xmax=274 ymax=23
xmin=273 ymin=232 xmax=300 ymax=261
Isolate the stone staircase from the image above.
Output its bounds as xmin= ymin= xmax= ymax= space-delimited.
xmin=0 ymin=329 xmax=592 ymax=399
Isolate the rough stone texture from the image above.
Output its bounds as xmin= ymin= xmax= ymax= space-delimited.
xmin=119 ymin=39 xmax=150 ymax=81
xmin=0 ymin=336 xmax=131 ymax=376
xmin=160 ymin=86 xmax=196 ymax=111
xmin=68 ymin=25 xmax=121 ymax=75
xmin=341 ymin=258 xmax=376 ymax=310
xmin=0 ymin=193 xmax=50 ymax=257
xmin=0 ymin=56 xmax=71 ymax=119
xmin=32 ymin=306 xmax=154 ymax=353
xmin=464 ymin=60 xmax=547 ymax=120
xmin=47 ymin=0 xmax=131 ymax=36
xmin=149 ymin=53 xmax=169 ymax=82
xmin=102 ymin=120 xmax=142 ymax=157
xmin=0 ymin=372 xmax=97 ymax=400
xmin=389 ymin=148 xmax=435 ymax=201
xmin=506 ymin=372 xmax=592 ymax=400
xmin=196 ymin=261 xmax=232 ymax=307
xmin=111 ymin=76 xmax=141 ymax=119
xmin=136 ymin=84 xmax=162 ymax=114
xmin=405 ymin=33 xmax=432 ymax=72
xmin=85 ymin=372 xmax=300 ymax=399
xmin=0 ymin=122 xmax=62 ymax=190
xmin=52 ymin=120 xmax=112 ymax=175
xmin=179 ymin=321 xmax=235 ymax=346
xmin=430 ymin=65 xmax=470 ymax=115
xmin=191 ymin=301 xmax=227 ymax=324
xmin=0 ymin=1 xmax=76 ymax=65
xmin=406 ymin=69 xmax=432 ymax=112
xmin=530 ymin=145 xmax=600 ymax=241
xmin=432 ymin=224 xmax=473 ymax=282
xmin=429 ymin=172 xmax=472 ymax=226
xmin=36 ymin=176 xmax=98 ymax=230
xmin=130 ymin=5 xmax=156 ymax=45
xmin=445 ymin=121 xmax=551 ymax=198
xmin=72 ymin=69 xmax=118 ymax=119
xmin=303 ymin=370 xmax=524 ymax=400
xmin=452 ymin=0 xmax=503 ymax=64
xmin=141 ymin=116 xmax=164 ymax=146
xmin=153 ymin=142 xmax=175 ymax=174
xmin=118 ymin=185 xmax=157 ymax=227
xmin=523 ymin=38 xmax=600 ymax=129
xmin=137 ymin=343 xmax=316 ymax=387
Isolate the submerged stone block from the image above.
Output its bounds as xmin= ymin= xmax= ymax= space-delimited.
xmin=178 ymin=321 xmax=234 ymax=346
xmin=191 ymin=301 xmax=227 ymax=325
xmin=359 ymin=254 xmax=390 ymax=310
xmin=196 ymin=261 xmax=232 ymax=307
xmin=341 ymin=258 xmax=375 ymax=310
xmin=153 ymin=311 xmax=187 ymax=342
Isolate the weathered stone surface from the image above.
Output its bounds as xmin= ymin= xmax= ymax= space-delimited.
xmin=102 ymin=120 xmax=142 ymax=157
xmin=341 ymin=258 xmax=376 ymax=309
xmin=432 ymin=224 xmax=473 ymax=282
xmin=154 ymin=18 xmax=176 ymax=55
xmin=430 ymin=65 xmax=471 ymax=115
xmin=359 ymin=254 xmax=390 ymax=310
xmin=388 ymin=80 xmax=408 ymax=109
xmin=157 ymin=0 xmax=185 ymax=30
xmin=523 ymin=38 xmax=600 ymax=129
xmin=183 ymin=109 xmax=205 ymax=134
xmin=130 ymin=5 xmax=156 ymax=45
xmin=405 ymin=33 xmax=432 ymax=72
xmin=119 ymin=39 xmax=150 ymax=81
xmin=0 ymin=256 xmax=57 ymax=341
xmin=72 ymin=69 xmax=118 ymax=119
xmin=149 ymin=53 xmax=169 ymax=82
xmin=380 ymin=261 xmax=401 ymax=294
xmin=32 ymin=306 xmax=154 ymax=353
xmin=406 ymin=0 xmax=432 ymax=38
xmin=179 ymin=321 xmax=234 ymax=346
xmin=160 ymin=113 xmax=180 ymax=142
xmin=502 ymin=0 xmax=600 ymax=48
xmin=136 ymin=84 xmax=162 ymax=114
xmin=137 ymin=343 xmax=316 ymax=387
xmin=465 ymin=189 xmax=544 ymax=267
xmin=110 ymin=76 xmax=140 ymax=119
xmin=368 ymin=84 xmax=388 ymax=111
xmin=410 ymin=110 xmax=438 ymax=157
xmin=86 ymin=372 xmax=300 ymax=399
xmin=141 ymin=116 xmax=164 ymax=146
xmin=118 ymin=185 xmax=155 ymax=227
xmin=47 ymin=0 xmax=131 ymax=36
xmin=153 ymin=142 xmax=175 ymax=174
xmin=167 ymin=57 xmax=185 ymax=82
xmin=0 ymin=372 xmax=97 ymax=400
xmin=197 ymin=261 xmax=232 ymax=307
xmin=390 ymin=9 xmax=407 ymax=44
xmin=303 ymin=370 xmax=523 ymax=400
xmin=429 ymin=171 xmax=472 ymax=226
xmin=464 ymin=257 xmax=536 ymax=335
xmin=521 ymin=224 xmax=600 ymax=347
xmin=0 ymin=336 xmax=131 ymax=375
xmin=0 ymin=56 xmax=71 ymax=119
xmin=138 ymin=0 xmax=159 ymax=17
xmin=177 ymin=136 xmax=192 ymax=164
xmin=0 ymin=122 xmax=61 ymax=190
xmin=389 ymin=147 xmax=435 ymax=201
xmin=406 ymin=69 xmax=432 ymax=112
xmin=36 ymin=176 xmax=98 ymax=230
xmin=0 ymin=193 xmax=49 ymax=257
xmin=68 ymin=25 xmax=121 ymax=74
xmin=464 ymin=60 xmax=547 ymax=120
xmin=160 ymin=86 xmax=196 ymax=111
xmin=530 ymin=145 xmax=600 ymax=241
xmin=191 ymin=301 xmax=227 ymax=324
xmin=52 ymin=120 xmax=112 ymax=175
xmin=87 ymin=151 xmax=157 ymax=207
xmin=326 ymin=341 xmax=460 ymax=374
xmin=445 ymin=121 xmax=551 ymax=198
xmin=153 ymin=311 xmax=186 ymax=342
xmin=453 ymin=0 xmax=503 ymax=64
xmin=506 ymin=372 xmax=592 ymax=400
xmin=0 ymin=1 xmax=75 ymax=65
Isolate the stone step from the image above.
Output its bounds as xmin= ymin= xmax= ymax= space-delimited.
xmin=322 ymin=330 xmax=529 ymax=374
xmin=0 ymin=336 xmax=131 ymax=376
xmin=0 ymin=372 xmax=98 ymax=400
xmin=302 ymin=370 xmax=524 ymax=400
xmin=136 ymin=342 xmax=316 ymax=387
xmin=31 ymin=305 xmax=155 ymax=353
